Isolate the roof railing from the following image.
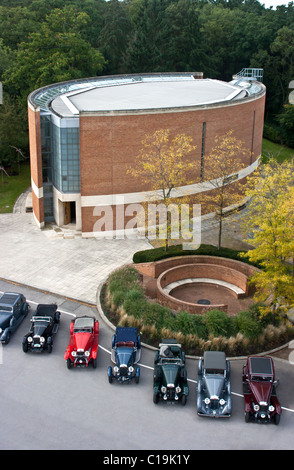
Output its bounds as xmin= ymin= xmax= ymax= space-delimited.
xmin=233 ymin=68 xmax=263 ymax=82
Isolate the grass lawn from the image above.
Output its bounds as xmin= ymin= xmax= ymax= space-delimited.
xmin=262 ymin=138 xmax=294 ymax=162
xmin=0 ymin=163 xmax=31 ymax=213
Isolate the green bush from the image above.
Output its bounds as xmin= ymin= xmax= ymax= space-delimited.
xmin=202 ymin=309 xmax=235 ymax=338
xmin=234 ymin=309 xmax=262 ymax=340
xmin=132 ymin=244 xmax=261 ymax=268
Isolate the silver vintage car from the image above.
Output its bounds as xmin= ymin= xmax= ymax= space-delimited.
xmin=197 ymin=351 xmax=232 ymax=417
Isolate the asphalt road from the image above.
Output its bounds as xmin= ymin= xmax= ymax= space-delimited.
xmin=1 ymin=278 xmax=294 ymax=452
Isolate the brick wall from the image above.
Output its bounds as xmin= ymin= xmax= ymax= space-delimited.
xmin=28 ymin=103 xmax=44 ymax=227
xmin=79 ymin=93 xmax=265 ymax=234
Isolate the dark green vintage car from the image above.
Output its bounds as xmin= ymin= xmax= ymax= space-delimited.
xmin=153 ymin=339 xmax=189 ymax=405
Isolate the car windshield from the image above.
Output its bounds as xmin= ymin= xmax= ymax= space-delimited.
xmin=32 ymin=316 xmax=51 ymax=323
xmin=0 ymin=306 xmax=13 ymax=312
xmin=250 ymin=375 xmax=272 ymax=382
xmin=74 ymin=327 xmax=92 ymax=333
xmin=205 ymin=368 xmax=225 ymax=375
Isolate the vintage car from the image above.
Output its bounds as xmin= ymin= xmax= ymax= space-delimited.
xmin=242 ymin=355 xmax=282 ymax=425
xmin=153 ymin=339 xmax=189 ymax=405
xmin=197 ymin=351 xmax=232 ymax=417
xmin=64 ymin=315 xmax=99 ymax=369
xmin=0 ymin=292 xmax=29 ymax=344
xmin=22 ymin=303 xmax=60 ymax=353
xmin=108 ymin=327 xmax=141 ymax=384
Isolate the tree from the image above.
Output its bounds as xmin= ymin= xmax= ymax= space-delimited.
xmin=242 ymin=158 xmax=294 ymax=319
xmin=200 ymin=130 xmax=250 ymax=249
xmin=128 ymin=129 xmax=197 ymax=250
xmin=3 ymin=6 xmax=105 ymax=100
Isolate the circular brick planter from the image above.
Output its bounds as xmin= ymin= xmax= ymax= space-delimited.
xmin=153 ymin=256 xmax=259 ymax=314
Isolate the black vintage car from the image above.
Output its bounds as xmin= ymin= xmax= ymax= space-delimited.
xmin=0 ymin=292 xmax=29 ymax=344
xmin=108 ymin=327 xmax=141 ymax=383
xmin=22 ymin=304 xmax=60 ymax=353
xmin=197 ymin=351 xmax=232 ymax=417
xmin=153 ymin=339 xmax=189 ymax=405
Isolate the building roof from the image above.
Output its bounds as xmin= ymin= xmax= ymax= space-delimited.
xmin=28 ymin=73 xmax=265 ymax=118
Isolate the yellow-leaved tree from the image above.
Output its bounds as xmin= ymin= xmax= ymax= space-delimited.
xmin=199 ymin=130 xmax=250 ymax=249
xmin=242 ymin=157 xmax=294 ymax=319
xmin=128 ymin=129 xmax=197 ymax=251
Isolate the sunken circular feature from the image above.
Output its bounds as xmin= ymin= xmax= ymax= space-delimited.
xmin=155 ymin=256 xmax=259 ymax=315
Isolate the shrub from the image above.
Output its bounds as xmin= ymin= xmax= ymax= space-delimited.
xmin=235 ymin=309 xmax=262 ymax=340
xmin=203 ymin=309 xmax=234 ymax=338
xmin=132 ymin=243 xmax=262 ymax=268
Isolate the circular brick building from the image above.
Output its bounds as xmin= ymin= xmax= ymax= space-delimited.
xmin=27 ymin=72 xmax=265 ymax=236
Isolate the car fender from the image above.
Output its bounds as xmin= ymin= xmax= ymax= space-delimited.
xmin=243 ymin=394 xmax=252 ymax=412
xmin=153 ymin=383 xmax=160 ymax=395
xmin=271 ymin=396 xmax=282 ymax=415
xmin=64 ymin=348 xmax=71 ymax=360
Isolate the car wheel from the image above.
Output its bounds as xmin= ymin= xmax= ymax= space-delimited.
xmin=273 ymin=413 xmax=280 ymax=425
xmin=92 ymin=358 xmax=97 ymax=368
xmin=47 ymin=343 xmax=52 ymax=353
xmin=67 ymin=359 xmax=72 ymax=369
xmin=22 ymin=340 xmax=28 ymax=353
xmin=244 ymin=411 xmax=250 ymax=423
xmin=5 ymin=332 xmax=11 ymax=344
xmin=153 ymin=393 xmax=159 ymax=404
xmin=108 ymin=366 xmax=113 ymax=383
xmin=181 ymin=394 xmax=187 ymax=406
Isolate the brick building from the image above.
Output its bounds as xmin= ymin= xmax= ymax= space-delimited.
xmin=27 ymin=72 xmax=265 ymax=236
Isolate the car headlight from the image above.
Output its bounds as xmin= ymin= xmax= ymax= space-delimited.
xmin=85 ymin=351 xmax=90 ymax=357
xmin=72 ymin=351 xmax=77 ymax=356
xmin=0 ymin=328 xmax=2 ymax=334
xmin=254 ymin=404 xmax=260 ymax=411
xmin=176 ymin=386 xmax=181 ymax=394
xmin=129 ymin=366 xmax=134 ymax=373
xmin=161 ymin=386 xmax=167 ymax=393
xmin=269 ymin=405 xmax=275 ymax=412
xmin=27 ymin=336 xmax=33 ymax=342
xmin=40 ymin=337 xmax=45 ymax=343
xmin=220 ymin=399 xmax=226 ymax=406
xmin=204 ymin=398 xmax=210 ymax=405
xmin=114 ymin=366 xmax=119 ymax=373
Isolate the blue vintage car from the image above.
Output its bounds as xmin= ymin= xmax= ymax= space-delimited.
xmin=108 ymin=327 xmax=141 ymax=384
xmin=197 ymin=351 xmax=232 ymax=417
xmin=0 ymin=292 xmax=29 ymax=344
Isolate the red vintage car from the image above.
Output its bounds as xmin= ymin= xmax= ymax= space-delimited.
xmin=64 ymin=316 xmax=99 ymax=369
xmin=242 ymin=355 xmax=282 ymax=425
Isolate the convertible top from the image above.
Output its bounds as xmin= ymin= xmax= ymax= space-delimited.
xmin=35 ymin=304 xmax=57 ymax=317
xmin=249 ymin=356 xmax=273 ymax=376
xmin=116 ymin=327 xmax=138 ymax=344
xmin=74 ymin=316 xmax=95 ymax=330
xmin=203 ymin=351 xmax=226 ymax=372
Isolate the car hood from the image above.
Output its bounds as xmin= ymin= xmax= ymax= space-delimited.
xmin=250 ymin=381 xmax=272 ymax=404
xmin=116 ymin=347 xmax=133 ymax=367
xmin=162 ymin=364 xmax=180 ymax=386
xmin=33 ymin=322 xmax=49 ymax=337
xmin=0 ymin=312 xmax=13 ymax=329
xmin=204 ymin=375 xmax=225 ymax=399
xmin=74 ymin=332 xmax=93 ymax=352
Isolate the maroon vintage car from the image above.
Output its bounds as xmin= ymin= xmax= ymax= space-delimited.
xmin=242 ymin=356 xmax=282 ymax=425
xmin=64 ymin=316 xmax=99 ymax=369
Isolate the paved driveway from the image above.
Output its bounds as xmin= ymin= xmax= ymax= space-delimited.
xmin=0 ymin=212 xmax=148 ymax=305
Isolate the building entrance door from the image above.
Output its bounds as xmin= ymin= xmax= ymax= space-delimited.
xmin=63 ymin=201 xmax=71 ymax=225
